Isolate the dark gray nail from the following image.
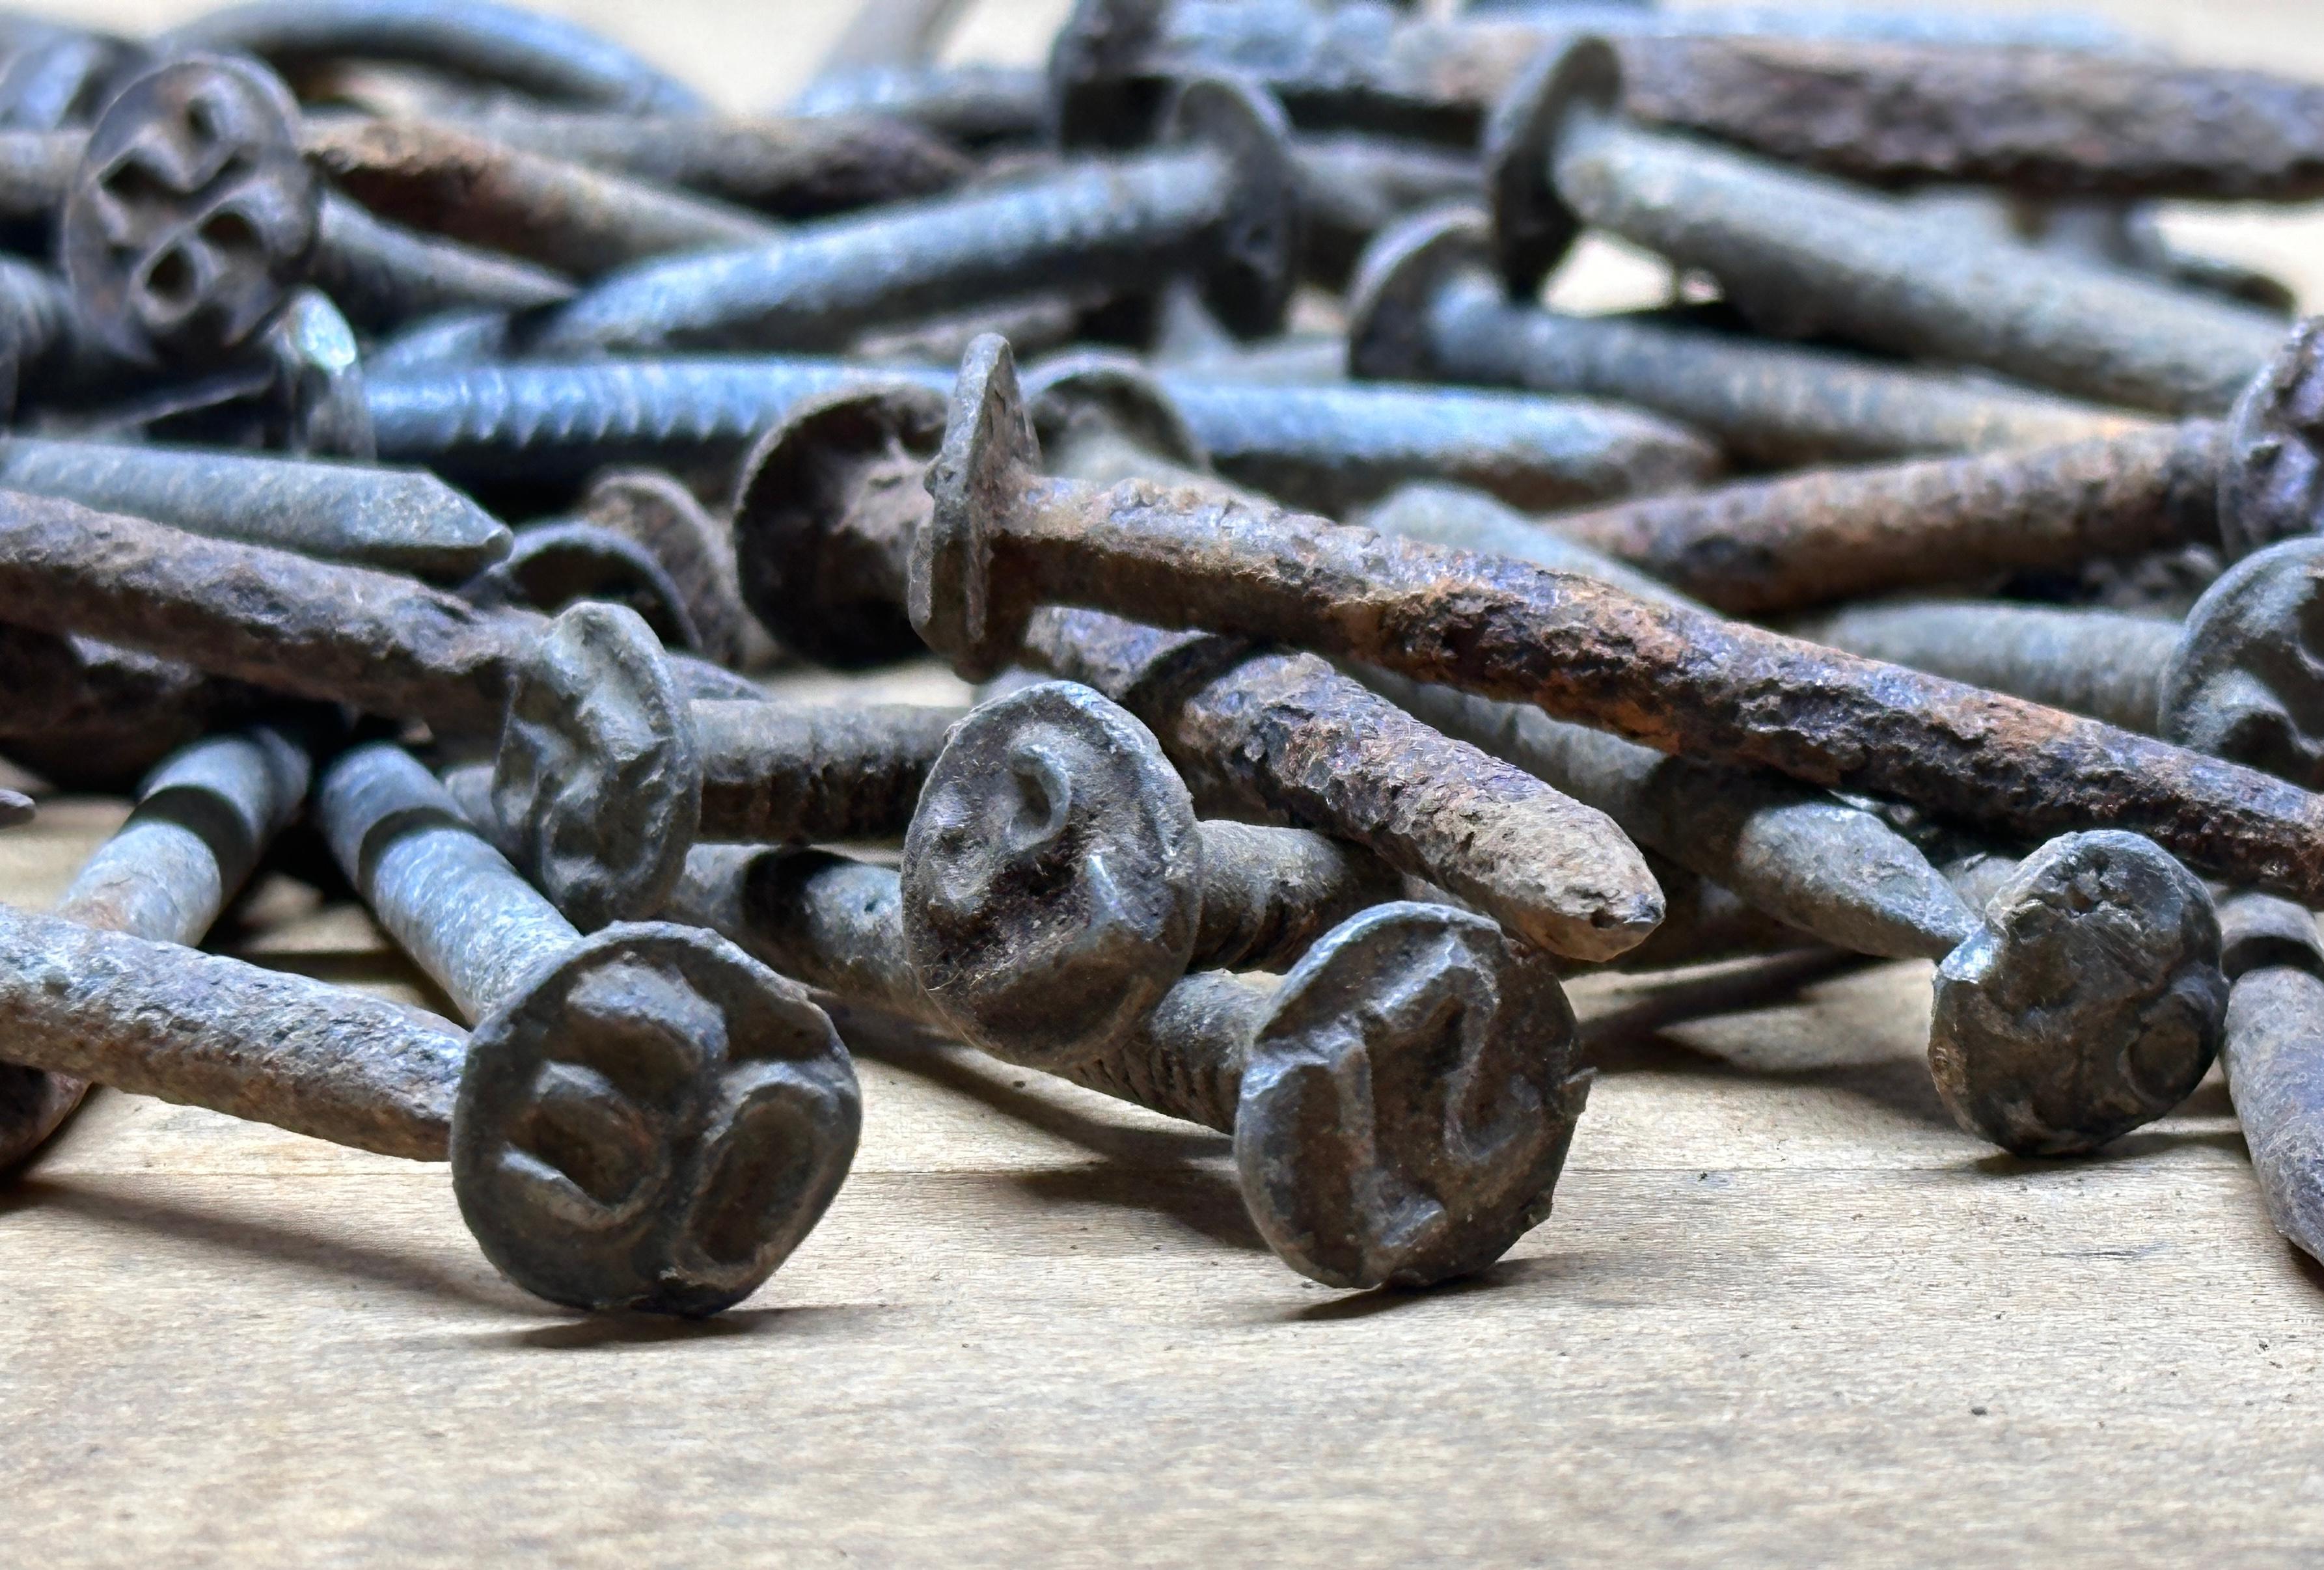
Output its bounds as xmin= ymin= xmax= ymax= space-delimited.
xmin=317 ymin=738 xmax=860 ymax=1316
xmin=0 ymin=435 xmax=510 ymax=578
xmin=1930 ymin=832 xmax=2224 ymax=1157
xmin=2215 ymin=891 xmax=2324 ymax=1265
xmin=1801 ymin=537 xmax=2324 ymax=792
xmin=1484 ymin=39 xmax=2284 ymax=415
xmin=159 ymin=0 xmax=707 ymax=115
xmin=525 ymin=76 xmax=1299 ymax=355
xmin=1350 ymin=204 xmax=2165 ymax=468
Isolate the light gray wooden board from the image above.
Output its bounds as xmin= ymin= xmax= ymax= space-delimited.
xmin=9 ymin=0 xmax=2324 ymax=1562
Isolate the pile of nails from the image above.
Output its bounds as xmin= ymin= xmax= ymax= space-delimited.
xmin=3 ymin=0 xmax=2323 ymax=1320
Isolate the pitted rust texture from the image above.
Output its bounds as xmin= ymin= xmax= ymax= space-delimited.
xmin=2217 ymin=891 xmax=2324 ymax=1264
xmin=918 ymin=345 xmax=2324 ymax=908
xmin=441 ymin=109 xmax=972 ymax=219
xmin=731 ymin=380 xmax=1720 ymax=963
xmin=161 ymin=0 xmax=706 ymax=115
xmin=1799 ymin=601 xmax=2185 ymax=738
xmin=694 ymin=699 xmax=960 ymax=846
xmin=1930 ymin=832 xmax=2224 ymax=1156
xmin=1361 ymin=665 xmax=1975 ymax=962
xmin=1618 ymin=37 xmax=2324 ymax=203
xmin=1551 ymin=424 xmax=2227 ymax=617
xmin=0 ymin=901 xmax=465 ymax=1160
xmin=0 ymin=487 xmax=517 ymax=734
xmin=1050 ymin=0 xmax=2141 ymax=148
xmin=1021 ymin=607 xmax=1662 ymax=963
xmin=303 ymin=118 xmax=781 ymax=281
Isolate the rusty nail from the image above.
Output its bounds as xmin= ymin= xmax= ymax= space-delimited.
xmin=1356 ymin=480 xmax=1976 ymax=962
xmin=427 ymin=104 xmax=970 ymax=219
xmin=1531 ymin=314 xmax=2324 ymax=615
xmin=316 ymin=737 xmax=860 ymax=1315
xmin=0 ymin=434 xmax=511 ymax=578
xmin=301 ymin=116 xmax=787 ymax=281
xmin=907 ymin=332 xmax=2324 ymax=909
xmin=730 ymin=379 xmax=1665 ymax=963
xmin=0 ymin=725 xmax=308 ymax=1173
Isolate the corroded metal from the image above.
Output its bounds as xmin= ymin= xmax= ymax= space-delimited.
xmin=0 ymin=726 xmax=307 ymax=1174
xmin=0 ymin=486 xmax=525 ymax=735
xmin=1348 ymin=206 xmax=2149 ymax=468
xmin=1930 ymin=832 xmax=2224 ymax=1156
xmin=525 ymin=77 xmax=1299 ymax=355
xmin=908 ymin=334 xmax=2324 ymax=909
xmin=1048 ymin=0 xmax=2134 ymax=149
xmin=1802 ymin=537 xmax=2324 ymax=792
xmin=0 ymin=437 xmax=510 ymax=578
xmin=303 ymin=118 xmax=782 ymax=280
xmin=1357 ymin=481 xmax=1976 ymax=960
xmin=676 ymin=842 xmax=1589 ymax=1291
xmin=316 ymin=738 xmax=860 ymax=1316
xmin=440 ymin=108 xmax=970 ymax=219
xmin=161 ymin=0 xmax=705 ymax=115
xmin=0 ymin=901 xmax=467 ymax=1159
xmin=1537 ymin=318 xmax=2324 ymax=612
xmin=2216 ymin=892 xmax=2324 ymax=1265
xmin=59 ymin=56 xmax=320 ymax=365
xmin=1484 ymin=40 xmax=2286 ymax=416
xmin=730 ymin=381 xmax=1664 ymax=962
xmin=899 ymin=683 xmax=1407 ymax=1062
xmin=1616 ymin=36 xmax=2324 ymax=204
xmin=487 ymin=602 xmax=959 ymax=930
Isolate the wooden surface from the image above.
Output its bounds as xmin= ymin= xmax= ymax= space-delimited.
xmin=9 ymin=1 xmax=2324 ymax=1564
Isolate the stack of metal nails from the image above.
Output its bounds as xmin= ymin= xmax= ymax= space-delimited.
xmin=3 ymin=0 xmax=2323 ymax=1319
